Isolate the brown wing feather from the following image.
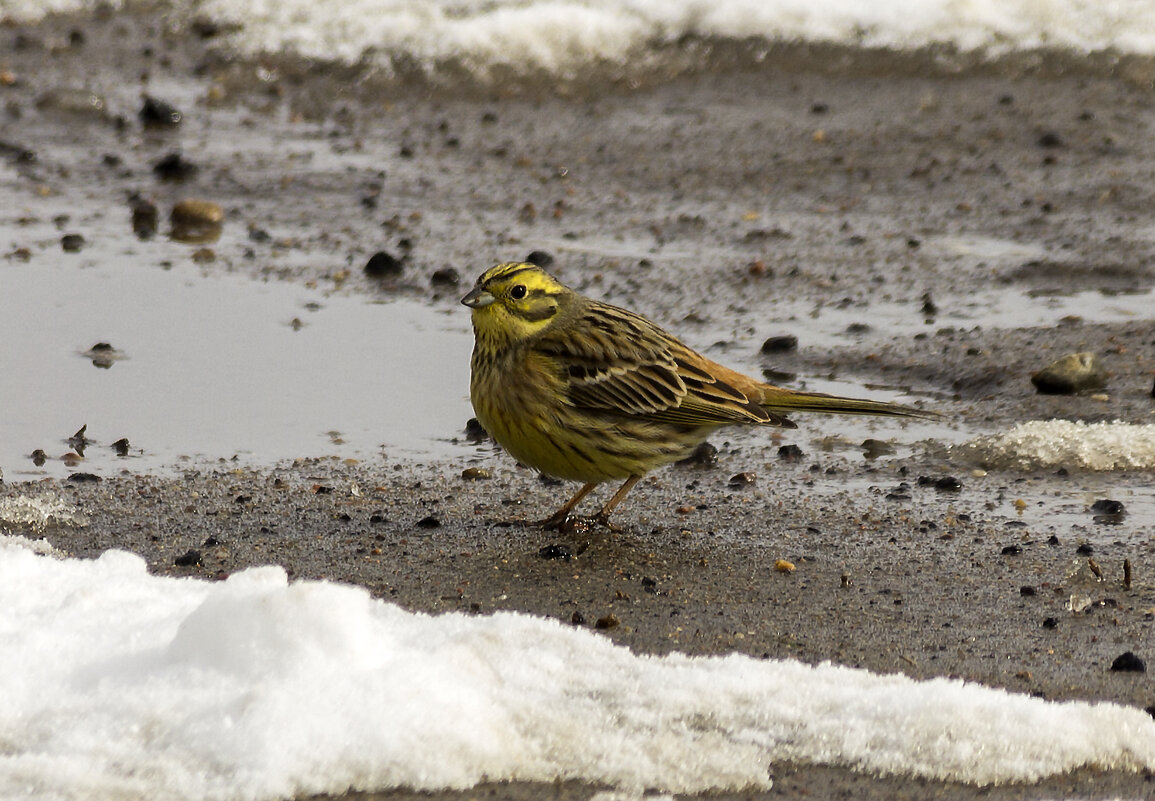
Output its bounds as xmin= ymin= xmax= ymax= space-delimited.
xmin=535 ymin=301 xmax=796 ymax=428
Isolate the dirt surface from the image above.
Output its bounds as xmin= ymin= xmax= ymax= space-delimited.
xmin=2 ymin=4 xmax=1155 ymax=800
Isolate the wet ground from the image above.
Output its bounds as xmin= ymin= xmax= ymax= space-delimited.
xmin=2 ymin=4 xmax=1155 ymax=799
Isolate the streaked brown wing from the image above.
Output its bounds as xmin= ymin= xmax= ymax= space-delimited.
xmin=535 ymin=301 xmax=792 ymax=427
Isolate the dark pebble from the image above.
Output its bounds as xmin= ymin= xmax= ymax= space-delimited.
xmin=364 ymin=250 xmax=403 ymax=277
xmin=677 ymin=441 xmax=718 ymax=467
xmin=862 ymin=439 xmax=895 ymax=458
xmin=1089 ymin=499 xmax=1125 ymax=515
xmin=430 ymin=266 xmax=460 ymax=286
xmin=525 ymin=250 xmax=554 ymax=268
xmin=152 ymin=151 xmax=198 ymax=181
xmin=920 ymin=292 xmax=937 ymax=316
xmin=1037 ymin=131 xmax=1063 ymax=148
xmin=66 ymin=472 xmax=101 ymax=483
xmin=130 ymin=195 xmax=159 ymax=239
xmin=60 ymin=233 xmax=85 ymax=252
xmin=464 ymin=417 xmax=488 ymax=442
xmin=313 ymin=485 xmax=333 ymax=495
xmin=934 ymin=476 xmax=963 ymax=492
xmin=538 ymin=544 xmax=573 ymax=561
xmin=173 ymin=549 xmax=201 ymax=567
xmin=760 ymin=334 xmax=798 ymax=353
xmin=1042 ymin=617 xmax=1059 ymax=629
xmin=570 ymin=610 xmax=585 ymax=626
xmin=1047 ymin=534 xmax=1061 ymax=546
xmin=1076 ymin=543 xmax=1094 ymax=555
xmin=1110 ymin=651 xmax=1146 ymax=672
xmin=111 ymin=438 xmax=130 ymax=456
xmin=30 ymin=449 xmax=47 ymax=466
xmin=139 ymin=95 xmax=182 ymax=128
xmin=777 ymin=444 xmax=804 ymax=461
xmin=1019 ymin=585 xmax=1036 ymax=596
xmin=594 ymin=614 xmax=620 ymax=630
xmin=1001 ymin=544 xmax=1023 ymax=556
xmin=845 ymin=322 xmax=870 ymax=334
xmin=416 ymin=515 xmax=441 ymax=529
xmin=460 ymin=467 xmax=491 ymax=481
xmin=810 ymin=102 xmax=828 ymax=114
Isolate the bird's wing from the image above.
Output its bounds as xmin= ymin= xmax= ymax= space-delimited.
xmin=535 ymin=303 xmax=793 ymax=427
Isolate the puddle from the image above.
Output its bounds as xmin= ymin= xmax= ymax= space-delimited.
xmin=0 ymin=258 xmax=475 ymax=479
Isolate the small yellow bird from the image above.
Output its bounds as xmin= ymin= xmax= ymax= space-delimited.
xmin=462 ymin=261 xmax=935 ymax=530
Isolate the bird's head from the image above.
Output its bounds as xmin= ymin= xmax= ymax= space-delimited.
xmin=461 ymin=262 xmax=569 ymax=345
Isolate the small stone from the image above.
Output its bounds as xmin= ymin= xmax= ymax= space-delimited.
xmin=1075 ymin=543 xmax=1094 ymax=555
xmin=60 ymin=233 xmax=85 ymax=252
xmin=777 ymin=444 xmax=804 ymax=461
xmin=464 ymin=417 xmax=488 ymax=442
xmin=364 ymin=250 xmax=403 ymax=277
xmin=139 ymin=95 xmax=182 ymax=128
xmin=920 ymin=292 xmax=937 ymax=316
xmin=111 ymin=438 xmax=130 ymax=456
xmin=1030 ymin=352 xmax=1107 ymax=394
xmin=84 ymin=342 xmax=122 ymax=368
xmin=460 ymin=467 xmax=491 ymax=481
xmin=1090 ymin=499 xmax=1125 ymax=515
xmin=66 ymin=472 xmax=101 ymax=483
xmin=677 ymin=441 xmax=717 ymax=467
xmin=1041 ymin=617 xmax=1059 ymax=629
xmin=525 ymin=250 xmax=554 ymax=268
xmin=430 ymin=267 xmax=460 ymax=286
xmin=594 ymin=614 xmax=619 ymax=630
xmin=152 ymin=151 xmax=198 ymax=181
xmin=416 ymin=515 xmax=441 ymax=529
xmin=173 ymin=549 xmax=201 ymax=567
xmin=30 ymin=449 xmax=47 ymax=466
xmin=861 ymin=439 xmax=895 ymax=458
xmin=1037 ymin=131 xmax=1063 ymax=148
xmin=130 ymin=195 xmax=159 ymax=239
xmin=760 ymin=334 xmax=798 ymax=353
xmin=570 ymin=611 xmax=585 ymax=626
xmin=538 ymin=544 xmax=572 ymax=561
xmin=728 ymin=471 xmax=756 ymax=488
xmin=773 ymin=559 xmax=795 ymax=573
xmin=170 ymin=199 xmax=223 ymax=243
xmin=1001 ymin=544 xmax=1023 ymax=556
xmin=934 ymin=476 xmax=963 ymax=492
xmin=1019 ymin=585 xmax=1037 ymax=596
xmin=1110 ymin=651 xmax=1146 ymax=673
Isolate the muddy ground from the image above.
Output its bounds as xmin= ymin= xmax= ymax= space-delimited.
xmin=2 ymin=4 xmax=1155 ymax=800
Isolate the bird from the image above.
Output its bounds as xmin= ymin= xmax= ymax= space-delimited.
xmin=462 ymin=261 xmax=936 ymax=531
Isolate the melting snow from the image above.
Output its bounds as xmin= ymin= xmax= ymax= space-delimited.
xmin=2 ymin=535 xmax=1154 ymax=799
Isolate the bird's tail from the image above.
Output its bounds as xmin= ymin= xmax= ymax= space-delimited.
xmin=758 ymin=385 xmax=938 ymax=419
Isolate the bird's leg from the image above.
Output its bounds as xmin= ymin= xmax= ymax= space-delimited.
xmin=537 ymin=481 xmax=597 ymax=530
xmin=591 ymin=475 xmax=642 ymax=532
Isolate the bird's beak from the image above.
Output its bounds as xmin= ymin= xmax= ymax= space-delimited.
xmin=461 ymin=285 xmax=496 ymax=309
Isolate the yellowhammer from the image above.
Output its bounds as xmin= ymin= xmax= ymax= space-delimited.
xmin=463 ymin=261 xmax=935 ymax=530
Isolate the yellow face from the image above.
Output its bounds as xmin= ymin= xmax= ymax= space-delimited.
xmin=461 ymin=262 xmax=568 ymax=346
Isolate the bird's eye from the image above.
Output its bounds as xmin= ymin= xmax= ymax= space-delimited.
xmin=509 ymin=284 xmax=527 ymax=300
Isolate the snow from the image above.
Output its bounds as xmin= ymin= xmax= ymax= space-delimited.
xmin=1 ymin=533 xmax=1153 ymax=800
xmin=4 ymin=0 xmax=1155 ymax=73
xmin=960 ymin=420 xmax=1155 ymax=471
